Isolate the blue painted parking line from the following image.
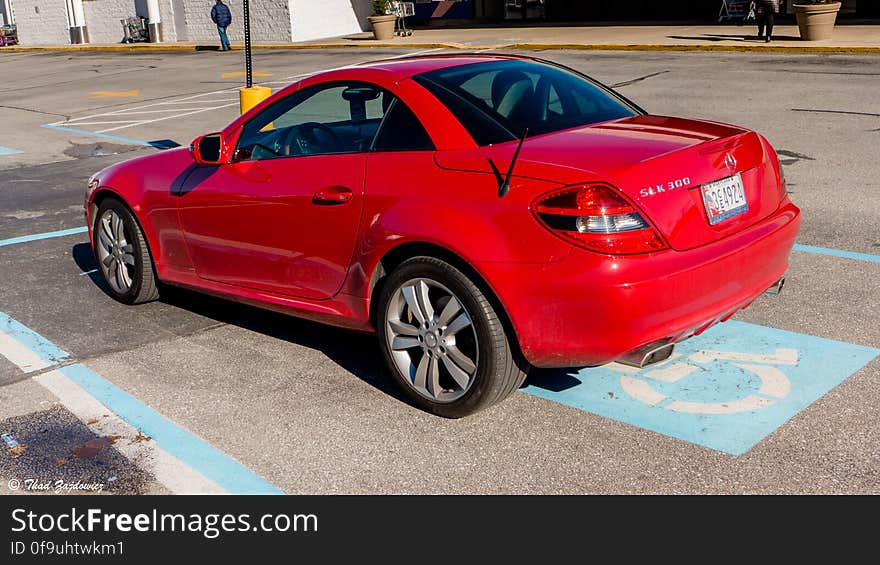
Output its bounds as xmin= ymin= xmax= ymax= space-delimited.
xmin=0 ymin=226 xmax=88 ymax=248
xmin=793 ymin=244 xmax=880 ymax=264
xmin=523 ymin=320 xmax=879 ymax=455
xmin=59 ymin=364 xmax=283 ymax=495
xmin=41 ymin=124 xmax=154 ymax=147
xmin=0 ymin=146 xmax=23 ymax=156
xmin=42 ymin=125 xmax=180 ymax=150
xmin=0 ymin=313 xmax=70 ymax=367
xmin=0 ymin=311 xmax=283 ymax=495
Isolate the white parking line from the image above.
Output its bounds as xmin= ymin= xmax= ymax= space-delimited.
xmin=47 ymin=87 xmax=241 ymax=135
xmin=0 ymin=332 xmax=51 ymax=373
xmin=47 ymin=50 xmax=446 ymax=138
xmin=96 ymin=103 xmax=239 ymax=133
xmin=34 ymin=369 xmax=225 ymax=494
xmin=68 ymin=120 xmax=143 ymax=126
xmin=101 ymin=109 xmax=200 ymax=115
xmin=0 ymin=313 xmax=278 ymax=494
xmin=0 ymin=325 xmax=220 ymax=493
xmin=154 ymin=99 xmax=238 ymax=105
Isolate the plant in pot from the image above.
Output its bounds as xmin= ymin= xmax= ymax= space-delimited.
xmin=369 ymin=0 xmax=397 ymax=41
xmin=793 ymin=0 xmax=842 ymax=41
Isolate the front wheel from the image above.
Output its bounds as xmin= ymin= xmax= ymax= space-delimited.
xmin=377 ymin=257 xmax=528 ymax=418
xmin=93 ymin=198 xmax=159 ymax=305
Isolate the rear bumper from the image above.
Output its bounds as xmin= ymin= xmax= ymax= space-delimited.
xmin=477 ymin=200 xmax=801 ymax=368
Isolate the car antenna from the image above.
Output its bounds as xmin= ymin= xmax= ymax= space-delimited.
xmin=498 ymin=127 xmax=528 ymax=198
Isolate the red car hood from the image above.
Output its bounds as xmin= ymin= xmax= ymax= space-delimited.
xmin=436 ymin=115 xmax=781 ymax=251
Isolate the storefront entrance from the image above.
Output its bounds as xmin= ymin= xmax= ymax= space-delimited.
xmin=475 ymin=0 xmax=880 ymax=21
xmin=503 ymin=0 xmax=546 ymax=20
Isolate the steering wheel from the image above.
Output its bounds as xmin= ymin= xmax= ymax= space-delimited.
xmin=282 ymin=122 xmax=340 ymax=156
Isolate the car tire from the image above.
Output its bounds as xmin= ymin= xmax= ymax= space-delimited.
xmin=377 ymin=256 xmax=528 ymax=418
xmin=92 ymin=198 xmax=159 ymax=305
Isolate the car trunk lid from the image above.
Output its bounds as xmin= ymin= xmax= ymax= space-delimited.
xmin=436 ymin=115 xmax=782 ymax=251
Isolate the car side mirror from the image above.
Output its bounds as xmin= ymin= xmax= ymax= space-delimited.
xmin=190 ymin=133 xmax=225 ymax=165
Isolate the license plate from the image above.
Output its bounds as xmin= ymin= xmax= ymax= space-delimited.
xmin=701 ymin=173 xmax=748 ymax=225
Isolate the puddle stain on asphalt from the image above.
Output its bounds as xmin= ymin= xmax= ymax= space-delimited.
xmin=62 ymin=141 xmax=140 ymax=160
xmin=0 ymin=406 xmax=154 ymax=494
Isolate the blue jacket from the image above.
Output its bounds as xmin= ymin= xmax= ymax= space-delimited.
xmin=211 ymin=2 xmax=232 ymax=27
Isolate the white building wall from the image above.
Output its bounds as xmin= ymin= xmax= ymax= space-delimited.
xmin=11 ymin=0 xmax=70 ymax=45
xmin=290 ymin=0 xmax=370 ymax=42
xmin=82 ymin=0 xmax=139 ymax=44
xmin=6 ymin=0 xmax=373 ymax=45
xmin=181 ymin=0 xmax=291 ymax=43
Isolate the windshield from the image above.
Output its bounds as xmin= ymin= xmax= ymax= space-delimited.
xmin=413 ymin=59 xmax=640 ymax=146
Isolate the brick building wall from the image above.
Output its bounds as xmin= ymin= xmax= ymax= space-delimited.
xmin=7 ymin=0 xmax=373 ymax=45
xmin=82 ymin=0 xmax=138 ymax=44
xmin=180 ymin=0 xmax=291 ymax=43
xmin=12 ymin=0 xmax=70 ymax=45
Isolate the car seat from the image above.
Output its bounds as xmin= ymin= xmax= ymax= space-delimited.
xmin=491 ymin=70 xmax=537 ymax=129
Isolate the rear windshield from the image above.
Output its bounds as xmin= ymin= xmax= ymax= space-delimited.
xmin=413 ymin=59 xmax=639 ymax=146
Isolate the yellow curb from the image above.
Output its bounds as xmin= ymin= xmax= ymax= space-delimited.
xmin=250 ymin=42 xmax=469 ymax=50
xmin=4 ymin=42 xmax=880 ymax=55
xmin=505 ymin=43 xmax=880 ymax=54
xmin=3 ymin=44 xmax=200 ymax=52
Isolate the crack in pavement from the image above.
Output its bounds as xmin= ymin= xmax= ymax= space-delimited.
xmin=791 ymin=108 xmax=880 ymax=118
xmin=0 ymin=105 xmax=71 ymax=120
xmin=0 ymin=321 xmax=230 ymax=390
xmin=611 ymin=70 xmax=671 ymax=88
xmin=778 ymin=70 xmax=880 ymax=77
xmin=0 ymin=66 xmax=159 ymax=94
xmin=777 ymin=149 xmax=815 ymax=161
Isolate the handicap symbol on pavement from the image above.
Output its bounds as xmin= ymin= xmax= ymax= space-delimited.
xmin=523 ymin=321 xmax=880 ymax=455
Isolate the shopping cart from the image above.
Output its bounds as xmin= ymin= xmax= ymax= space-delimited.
xmin=390 ymin=1 xmax=415 ymax=37
xmin=718 ymin=0 xmax=749 ymax=22
xmin=0 ymin=25 xmax=17 ymax=47
xmin=120 ymin=16 xmax=149 ymax=43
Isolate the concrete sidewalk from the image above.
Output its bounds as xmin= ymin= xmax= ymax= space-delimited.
xmin=3 ymin=23 xmax=880 ymax=53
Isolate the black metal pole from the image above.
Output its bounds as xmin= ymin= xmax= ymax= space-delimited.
xmin=244 ymin=0 xmax=252 ymax=88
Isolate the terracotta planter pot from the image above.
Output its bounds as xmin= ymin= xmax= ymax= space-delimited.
xmin=794 ymin=2 xmax=841 ymax=41
xmin=369 ymin=14 xmax=397 ymax=41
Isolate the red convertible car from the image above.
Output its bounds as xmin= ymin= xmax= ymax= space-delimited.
xmin=85 ymin=55 xmax=800 ymax=417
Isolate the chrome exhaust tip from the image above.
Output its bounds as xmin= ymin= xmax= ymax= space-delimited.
xmin=765 ymin=277 xmax=785 ymax=296
xmin=617 ymin=341 xmax=675 ymax=369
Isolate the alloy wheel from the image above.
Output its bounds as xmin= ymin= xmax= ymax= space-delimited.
xmin=385 ymin=278 xmax=480 ymax=403
xmin=96 ymin=209 xmax=136 ymax=294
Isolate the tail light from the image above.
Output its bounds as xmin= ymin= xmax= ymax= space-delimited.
xmin=532 ymin=183 xmax=668 ymax=255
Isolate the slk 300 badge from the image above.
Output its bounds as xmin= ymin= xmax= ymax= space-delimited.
xmin=640 ymin=177 xmax=692 ymax=198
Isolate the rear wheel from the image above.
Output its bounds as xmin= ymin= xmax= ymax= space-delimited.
xmin=93 ymin=198 xmax=159 ymax=305
xmin=377 ymin=257 xmax=528 ymax=418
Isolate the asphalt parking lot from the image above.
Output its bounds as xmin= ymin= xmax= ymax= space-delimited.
xmin=1 ymin=47 xmax=878 ymax=494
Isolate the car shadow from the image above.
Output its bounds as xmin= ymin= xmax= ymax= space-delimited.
xmin=71 ymin=243 xmax=406 ymax=404
xmin=73 ymin=243 xmax=586 ymax=402
xmin=522 ymin=368 xmax=583 ymax=393
xmin=72 ymin=242 xmax=110 ymax=294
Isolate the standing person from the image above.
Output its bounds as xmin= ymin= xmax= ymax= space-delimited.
xmin=756 ymin=0 xmax=781 ymax=43
xmin=211 ymin=0 xmax=232 ymax=51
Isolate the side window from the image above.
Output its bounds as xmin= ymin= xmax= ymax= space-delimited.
xmin=373 ymin=100 xmax=434 ymax=152
xmin=236 ymin=82 xmax=387 ymax=161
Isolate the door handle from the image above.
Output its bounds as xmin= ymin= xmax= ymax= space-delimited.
xmin=312 ymin=186 xmax=353 ymax=205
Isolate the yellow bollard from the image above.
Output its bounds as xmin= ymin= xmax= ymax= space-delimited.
xmin=239 ymin=85 xmax=272 ymax=115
